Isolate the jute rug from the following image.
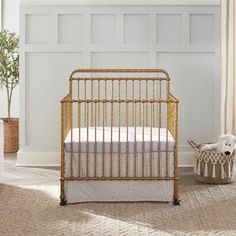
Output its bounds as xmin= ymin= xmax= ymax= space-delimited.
xmin=1 ymin=181 xmax=236 ymax=236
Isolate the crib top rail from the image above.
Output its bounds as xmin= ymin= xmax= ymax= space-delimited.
xmin=60 ymin=98 xmax=179 ymax=104
xmin=69 ymin=69 xmax=170 ymax=80
xmin=69 ymin=77 xmax=169 ymax=81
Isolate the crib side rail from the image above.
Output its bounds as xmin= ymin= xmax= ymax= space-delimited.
xmin=60 ymin=94 xmax=72 ymax=203
xmin=167 ymin=93 xmax=179 ymax=141
xmin=61 ymin=94 xmax=72 ymax=141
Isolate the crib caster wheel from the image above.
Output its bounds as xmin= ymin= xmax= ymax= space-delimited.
xmin=60 ymin=199 xmax=67 ymax=206
xmin=173 ymin=198 xmax=181 ymax=206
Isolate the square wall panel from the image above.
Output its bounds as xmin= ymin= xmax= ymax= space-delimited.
xmin=26 ymin=14 xmax=50 ymax=44
xmin=190 ymin=14 xmax=214 ymax=44
xmin=157 ymin=14 xmax=181 ymax=44
xmin=124 ymin=14 xmax=148 ymax=44
xmin=91 ymin=14 xmax=116 ymax=44
xmin=58 ymin=14 xmax=83 ymax=44
xmin=157 ymin=52 xmax=218 ymax=144
xmin=91 ymin=52 xmax=149 ymax=68
xmin=25 ymin=52 xmax=83 ymax=146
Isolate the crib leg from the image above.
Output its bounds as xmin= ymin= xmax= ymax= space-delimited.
xmin=173 ymin=198 xmax=180 ymax=206
xmin=173 ymin=180 xmax=180 ymax=205
xmin=60 ymin=177 xmax=67 ymax=206
xmin=60 ymin=197 xmax=67 ymax=206
xmin=173 ymin=174 xmax=180 ymax=205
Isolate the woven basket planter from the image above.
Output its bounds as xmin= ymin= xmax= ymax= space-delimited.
xmin=188 ymin=140 xmax=235 ymax=184
xmin=2 ymin=118 xmax=19 ymax=153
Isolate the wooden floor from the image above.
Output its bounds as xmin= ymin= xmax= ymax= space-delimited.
xmin=1 ymin=154 xmax=59 ymax=184
xmin=0 ymin=154 xmax=61 ymax=199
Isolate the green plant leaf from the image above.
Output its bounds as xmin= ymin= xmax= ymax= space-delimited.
xmin=0 ymin=30 xmax=19 ymax=119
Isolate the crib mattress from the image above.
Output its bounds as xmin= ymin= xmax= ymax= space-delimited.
xmin=64 ymin=127 xmax=174 ymax=153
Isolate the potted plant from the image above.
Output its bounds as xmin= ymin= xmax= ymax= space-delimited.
xmin=0 ymin=30 xmax=19 ymax=153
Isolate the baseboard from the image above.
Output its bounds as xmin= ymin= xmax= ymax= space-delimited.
xmin=179 ymin=151 xmax=194 ymax=167
xmin=17 ymin=150 xmax=61 ymax=167
xmin=17 ymin=149 xmax=194 ymax=167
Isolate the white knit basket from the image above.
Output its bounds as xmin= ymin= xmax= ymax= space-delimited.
xmin=188 ymin=140 xmax=235 ymax=184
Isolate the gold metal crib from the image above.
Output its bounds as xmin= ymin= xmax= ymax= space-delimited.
xmin=60 ymin=69 xmax=179 ymax=205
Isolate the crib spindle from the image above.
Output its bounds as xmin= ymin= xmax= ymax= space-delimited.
xmin=142 ymin=102 xmax=145 ymax=177
xmin=132 ymin=80 xmax=134 ymax=126
xmin=91 ymin=80 xmax=93 ymax=126
xmin=86 ymin=101 xmax=89 ymax=177
xmin=110 ymin=81 xmax=114 ymax=177
xmin=105 ymin=81 xmax=107 ymax=127
xmin=77 ymin=81 xmax=80 ymax=178
xmin=146 ymin=80 xmax=148 ymax=127
xmin=78 ymin=102 xmax=81 ymax=178
xmin=126 ymin=99 xmax=129 ymax=177
xmin=139 ymin=81 xmax=141 ymax=126
xmin=159 ymin=81 xmax=162 ymax=100
xmin=84 ymin=80 xmax=86 ymax=127
xmin=166 ymin=102 xmax=169 ymax=177
xmin=126 ymin=80 xmax=128 ymax=99
xmin=98 ymin=80 xmax=100 ymax=125
xmin=150 ymin=102 xmax=153 ymax=177
xmin=152 ymin=80 xmax=155 ymax=127
xmin=94 ymin=101 xmax=97 ymax=177
xmin=70 ymin=102 xmax=73 ymax=178
xmin=166 ymin=80 xmax=171 ymax=177
xmin=150 ymin=80 xmax=155 ymax=177
xmin=158 ymin=101 xmax=161 ymax=177
xmin=134 ymin=101 xmax=137 ymax=177
xmin=118 ymin=81 xmax=121 ymax=177
xmin=102 ymin=101 xmax=105 ymax=177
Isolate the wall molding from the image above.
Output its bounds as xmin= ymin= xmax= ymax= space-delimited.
xmin=18 ymin=5 xmax=220 ymax=167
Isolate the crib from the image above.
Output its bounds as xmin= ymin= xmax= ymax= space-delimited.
xmin=60 ymin=69 xmax=179 ymax=205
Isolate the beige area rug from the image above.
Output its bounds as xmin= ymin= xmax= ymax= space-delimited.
xmin=1 ymin=182 xmax=236 ymax=236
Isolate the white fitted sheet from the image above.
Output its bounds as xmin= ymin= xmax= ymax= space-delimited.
xmin=64 ymin=127 xmax=174 ymax=153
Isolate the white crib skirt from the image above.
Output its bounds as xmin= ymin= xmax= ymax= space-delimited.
xmin=64 ymin=151 xmax=174 ymax=203
xmin=65 ymin=180 xmax=174 ymax=203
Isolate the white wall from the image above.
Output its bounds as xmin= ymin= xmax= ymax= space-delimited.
xmin=18 ymin=4 xmax=221 ymax=166
xmin=0 ymin=0 xmax=20 ymax=118
xmin=3 ymin=0 xmax=19 ymax=33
